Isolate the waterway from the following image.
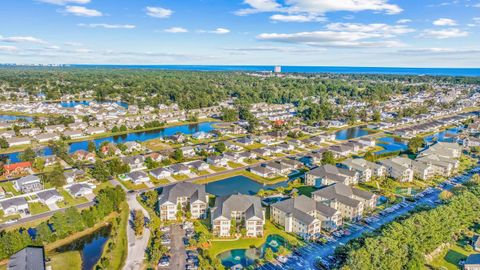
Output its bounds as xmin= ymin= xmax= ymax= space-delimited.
xmin=54 ymin=226 xmax=110 ymax=270
xmin=4 ymin=122 xmax=218 ymax=163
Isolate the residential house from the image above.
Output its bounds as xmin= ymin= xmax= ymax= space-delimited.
xmin=121 ymin=155 xmax=145 ymax=171
xmin=7 ymin=246 xmax=46 ymax=270
xmin=211 ymin=194 xmax=264 ymax=237
xmin=168 ymin=164 xmax=190 ymax=175
xmin=3 ymin=162 xmax=32 ymax=176
xmin=72 ymin=150 xmax=96 ymax=163
xmin=85 ymin=127 xmax=106 ymax=135
xmin=63 ymin=169 xmax=85 ymax=184
xmin=37 ymin=189 xmax=64 ymax=205
xmin=305 ymin=164 xmax=358 ymax=187
xmin=44 ymin=124 xmax=65 ymax=133
xmin=7 ymin=137 xmax=31 ymax=146
xmin=264 ymin=161 xmax=292 ymax=175
xmin=0 ymin=130 xmax=15 ymax=139
xmin=312 ymin=183 xmax=377 ymax=221
xmin=206 ymin=155 xmax=228 ymax=167
xmin=19 ymin=128 xmax=42 ymax=137
xmin=124 ymin=141 xmax=143 ymax=153
xmin=180 ymin=146 xmax=196 ymax=158
xmin=271 ymin=195 xmax=341 ymax=237
xmin=63 ymin=130 xmax=84 ymax=139
xmin=0 ymin=197 xmax=29 ymax=216
xmin=189 ymin=160 xmax=210 ymax=171
xmin=125 ymin=171 xmax=150 ymax=185
xmin=14 ymin=175 xmax=43 ymax=193
xmin=158 ymin=182 xmax=208 ymax=220
xmin=417 ymin=141 xmax=462 ymax=159
xmin=66 ymin=183 xmax=94 ymax=198
xmin=250 ymin=166 xmax=275 ymax=178
xmin=149 ymin=167 xmax=172 ymax=179
xmin=43 ymin=155 xmax=57 ymax=167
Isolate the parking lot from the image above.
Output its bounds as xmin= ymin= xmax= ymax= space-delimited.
xmin=258 ymin=165 xmax=480 ymax=270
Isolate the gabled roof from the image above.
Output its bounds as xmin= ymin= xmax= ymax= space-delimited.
xmin=211 ymin=194 xmax=263 ymax=220
xmin=313 ymin=183 xmax=373 ymax=208
xmin=8 ymin=247 xmax=45 ymax=270
xmin=159 ymin=182 xmax=207 ymax=205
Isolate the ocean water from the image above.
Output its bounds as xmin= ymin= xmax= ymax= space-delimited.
xmin=71 ymin=65 xmax=480 ymax=77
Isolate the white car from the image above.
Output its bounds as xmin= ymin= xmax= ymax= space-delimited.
xmin=277 ymin=255 xmax=288 ymax=263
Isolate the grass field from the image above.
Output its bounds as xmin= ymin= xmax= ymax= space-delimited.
xmin=428 ymin=243 xmax=476 ymax=270
xmin=57 ymin=189 xmax=88 ymax=208
xmin=201 ymin=220 xmax=304 ymax=257
xmin=28 ymin=202 xmax=50 ymax=215
xmin=49 ymin=251 xmax=82 ymax=270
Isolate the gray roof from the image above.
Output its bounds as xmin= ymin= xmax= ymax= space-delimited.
xmin=16 ymin=175 xmax=41 ymax=186
xmin=211 ymin=194 xmax=263 ymax=220
xmin=127 ymin=171 xmax=149 ymax=181
xmin=8 ymin=247 xmax=45 ymax=270
xmin=67 ymin=183 xmax=92 ymax=195
xmin=0 ymin=197 xmax=28 ymax=210
xmin=36 ymin=190 xmax=61 ymax=201
xmin=313 ymin=183 xmax=373 ymax=208
xmin=308 ymin=164 xmax=356 ymax=183
xmin=272 ymin=195 xmax=337 ymax=225
xmin=159 ymin=182 xmax=207 ymax=205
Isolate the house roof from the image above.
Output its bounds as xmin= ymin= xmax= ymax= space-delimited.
xmin=7 ymin=247 xmax=45 ymax=270
xmin=159 ymin=182 xmax=207 ymax=205
xmin=313 ymin=183 xmax=373 ymax=208
xmin=67 ymin=183 xmax=92 ymax=195
xmin=127 ymin=171 xmax=149 ymax=181
xmin=16 ymin=175 xmax=41 ymax=186
xmin=465 ymin=254 xmax=480 ymax=265
xmin=0 ymin=197 xmax=28 ymax=210
xmin=272 ymin=195 xmax=338 ymax=224
xmin=211 ymin=194 xmax=263 ymax=220
xmin=36 ymin=189 xmax=61 ymax=201
xmin=4 ymin=162 xmax=32 ymax=171
xmin=308 ymin=164 xmax=356 ymax=184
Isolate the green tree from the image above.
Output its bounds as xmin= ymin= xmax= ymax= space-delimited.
xmin=172 ymin=149 xmax=183 ymax=161
xmin=321 ymin=151 xmax=336 ymax=165
xmin=133 ymin=210 xmax=144 ymax=236
xmin=215 ymin=142 xmax=226 ymax=153
xmin=87 ymin=141 xmax=96 ymax=153
xmin=408 ymin=136 xmax=425 ymax=154
xmin=42 ymin=164 xmax=66 ymax=187
xmin=0 ymin=138 xmax=8 ymax=149
xmin=19 ymin=147 xmax=36 ymax=162
xmin=264 ymin=248 xmax=274 ymax=261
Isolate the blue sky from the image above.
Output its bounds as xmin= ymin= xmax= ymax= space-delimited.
xmin=0 ymin=0 xmax=479 ymax=67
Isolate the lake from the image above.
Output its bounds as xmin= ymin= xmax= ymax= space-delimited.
xmin=4 ymin=121 xmax=218 ymax=163
xmin=205 ymin=175 xmax=291 ymax=197
xmin=56 ymin=100 xmax=129 ymax=109
xmin=55 ymin=226 xmax=110 ymax=270
xmin=335 ymin=126 xmax=373 ymax=140
xmin=0 ymin=115 xmax=33 ymax=122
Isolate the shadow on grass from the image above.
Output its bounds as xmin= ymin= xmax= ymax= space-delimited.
xmin=444 ymin=249 xmax=467 ymax=267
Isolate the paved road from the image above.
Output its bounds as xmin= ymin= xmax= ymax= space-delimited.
xmin=257 ymin=165 xmax=480 ymax=270
xmin=0 ymin=200 xmax=94 ymax=229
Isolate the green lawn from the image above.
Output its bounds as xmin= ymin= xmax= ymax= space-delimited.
xmin=49 ymin=251 xmax=82 ymax=270
xmin=151 ymin=177 xmax=171 ymax=186
xmin=29 ymin=202 xmax=50 ymax=215
xmin=210 ymin=165 xmax=227 ymax=172
xmin=93 ymin=181 xmax=114 ymax=195
xmin=227 ymin=161 xmax=244 ymax=169
xmin=172 ymin=174 xmax=190 ymax=181
xmin=296 ymin=186 xmax=318 ymax=197
xmin=57 ymin=189 xmax=88 ymax=208
xmin=0 ymin=182 xmax=20 ymax=196
xmin=117 ymin=179 xmax=148 ymax=190
xmin=206 ymin=221 xmax=304 ymax=257
xmin=196 ymin=170 xmax=211 ymax=176
xmin=428 ymin=244 xmax=476 ymax=270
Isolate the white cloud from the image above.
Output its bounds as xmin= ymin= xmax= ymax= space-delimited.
xmin=236 ymin=0 xmax=402 ymax=17
xmin=473 ymin=3 xmax=480 ymax=7
xmin=433 ymin=18 xmax=457 ymax=26
xmin=78 ymin=23 xmax=136 ymax=29
xmin=64 ymin=41 xmax=83 ymax=47
xmin=0 ymin=45 xmax=17 ymax=52
xmin=420 ymin=28 xmax=468 ymax=39
xmin=36 ymin=0 xmax=90 ymax=5
xmin=396 ymin=19 xmax=411 ymax=24
xmin=257 ymin=31 xmax=404 ymax=48
xmin=146 ymin=7 xmax=173 ymax=18
xmin=0 ymin=36 xmax=47 ymax=44
xmin=325 ymin=23 xmax=415 ymax=37
xmin=270 ymin=14 xmax=326 ymax=22
xmin=63 ymin=5 xmax=102 ymax=17
xmin=398 ymin=48 xmax=480 ymax=55
xmin=164 ymin=27 xmax=188 ymax=33
xmin=199 ymin=28 xmax=231 ymax=34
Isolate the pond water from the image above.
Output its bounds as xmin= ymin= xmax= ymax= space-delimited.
xmin=335 ymin=126 xmax=373 ymax=140
xmin=0 ymin=115 xmax=33 ymax=122
xmin=55 ymin=226 xmax=110 ymax=270
xmin=424 ymin=126 xmax=462 ymax=143
xmin=56 ymin=100 xmax=129 ymax=109
xmin=205 ymin=175 xmax=291 ymax=197
xmin=5 ymin=122 xmax=218 ymax=163
xmin=375 ymin=137 xmax=408 ymax=155
xmin=218 ymin=234 xmax=286 ymax=268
